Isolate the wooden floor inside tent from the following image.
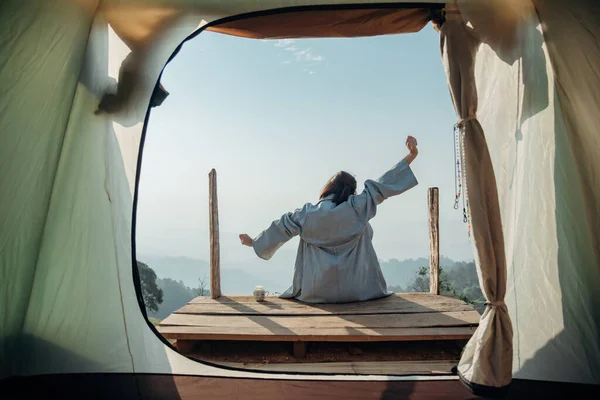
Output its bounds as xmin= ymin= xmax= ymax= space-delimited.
xmin=158 ymin=293 xmax=479 ymax=363
xmin=214 ymin=359 xmax=459 ymax=375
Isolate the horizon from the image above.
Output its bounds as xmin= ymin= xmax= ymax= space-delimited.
xmin=138 ymin=251 xmax=463 ymax=264
xmin=140 ymin=251 xmax=475 ymax=297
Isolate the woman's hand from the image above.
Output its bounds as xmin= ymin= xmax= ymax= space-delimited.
xmin=239 ymin=234 xmax=253 ymax=247
xmin=403 ymin=136 xmax=419 ymax=164
xmin=406 ymin=136 xmax=418 ymax=155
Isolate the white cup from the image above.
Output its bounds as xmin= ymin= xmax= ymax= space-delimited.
xmin=253 ymin=286 xmax=266 ymax=302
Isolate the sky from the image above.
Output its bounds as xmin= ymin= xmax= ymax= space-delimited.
xmin=136 ymin=27 xmax=474 ymax=264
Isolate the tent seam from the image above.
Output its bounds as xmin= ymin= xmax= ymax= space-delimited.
xmin=511 ymin=57 xmax=522 ymax=371
xmin=105 ymin=145 xmax=136 ymax=372
xmin=109 ymin=202 xmax=137 ymax=372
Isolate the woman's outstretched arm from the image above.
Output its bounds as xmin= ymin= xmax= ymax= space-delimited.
xmin=350 ymin=136 xmax=419 ymax=220
xmin=239 ymin=203 xmax=310 ymax=260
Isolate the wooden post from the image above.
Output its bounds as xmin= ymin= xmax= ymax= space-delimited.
xmin=428 ymin=187 xmax=440 ymax=295
xmin=293 ymin=342 xmax=307 ymax=359
xmin=209 ymin=169 xmax=221 ymax=299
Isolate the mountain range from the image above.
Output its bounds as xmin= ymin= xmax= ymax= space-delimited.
xmin=139 ymin=252 xmax=459 ymax=295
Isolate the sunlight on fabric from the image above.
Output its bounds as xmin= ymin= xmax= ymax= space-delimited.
xmin=106 ymin=17 xmax=209 ymax=194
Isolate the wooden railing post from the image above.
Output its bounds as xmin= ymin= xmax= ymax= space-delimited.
xmin=428 ymin=187 xmax=440 ymax=295
xmin=209 ymin=169 xmax=221 ymax=299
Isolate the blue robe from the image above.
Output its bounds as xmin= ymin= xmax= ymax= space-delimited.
xmin=252 ymin=159 xmax=418 ymax=303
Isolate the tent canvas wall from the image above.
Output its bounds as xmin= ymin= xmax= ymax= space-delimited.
xmin=1 ymin=0 xmax=599 ymax=397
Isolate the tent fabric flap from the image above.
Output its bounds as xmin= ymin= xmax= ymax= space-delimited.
xmin=0 ymin=0 xmax=100 ymax=377
xmin=207 ymin=7 xmax=435 ymax=39
xmin=439 ymin=8 xmax=513 ymax=392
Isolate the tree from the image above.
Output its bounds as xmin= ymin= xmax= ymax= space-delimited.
xmin=137 ymin=261 xmax=163 ymax=313
xmin=410 ymin=266 xmax=454 ymax=294
xmin=196 ymin=274 xmax=210 ymax=297
xmin=447 ymin=262 xmax=486 ymax=313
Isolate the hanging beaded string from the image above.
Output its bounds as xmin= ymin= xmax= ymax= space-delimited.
xmin=453 ymin=123 xmax=462 ymax=211
xmin=460 ymin=124 xmax=471 ymax=237
xmin=454 ymin=119 xmax=472 ymax=238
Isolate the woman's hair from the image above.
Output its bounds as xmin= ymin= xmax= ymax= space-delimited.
xmin=320 ymin=171 xmax=357 ymax=206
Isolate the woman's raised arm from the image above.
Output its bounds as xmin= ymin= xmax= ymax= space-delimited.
xmin=349 ymin=136 xmax=419 ymax=220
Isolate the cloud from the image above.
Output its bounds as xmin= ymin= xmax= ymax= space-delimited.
xmin=273 ymin=40 xmax=324 ymax=70
xmin=274 ymin=39 xmax=295 ymax=47
xmin=294 ymin=48 xmax=324 ymax=62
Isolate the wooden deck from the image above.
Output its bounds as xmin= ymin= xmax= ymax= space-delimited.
xmin=158 ymin=293 xmax=479 ymax=351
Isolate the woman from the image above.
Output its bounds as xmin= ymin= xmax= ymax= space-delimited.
xmin=239 ymin=136 xmax=419 ymax=303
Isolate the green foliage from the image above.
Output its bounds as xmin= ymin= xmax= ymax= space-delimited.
xmin=408 ymin=262 xmax=486 ymax=314
xmin=448 ymin=262 xmax=486 ymax=313
xmin=136 ymin=258 xmax=213 ymax=319
xmin=137 ymin=261 xmax=163 ymax=313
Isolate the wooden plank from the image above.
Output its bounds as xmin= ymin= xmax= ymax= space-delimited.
xmin=159 ymin=311 xmax=480 ymax=330
xmin=208 ymin=169 xmax=221 ymax=299
xmin=428 ymin=187 xmax=440 ymax=295
xmin=186 ymin=293 xmax=468 ymax=311
xmin=157 ymin=325 xmax=476 ymax=342
xmin=179 ymin=293 xmax=473 ymax=316
xmin=176 ymin=301 xmax=474 ymax=316
xmin=188 ymin=292 xmax=454 ymax=304
xmin=215 ymin=360 xmax=458 ymax=375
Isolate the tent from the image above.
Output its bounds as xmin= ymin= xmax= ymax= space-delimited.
xmin=1 ymin=0 xmax=599 ymax=398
